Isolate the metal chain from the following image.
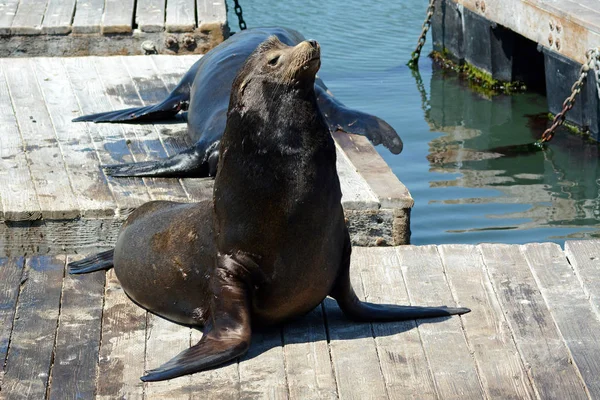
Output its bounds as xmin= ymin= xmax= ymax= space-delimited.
xmin=408 ymin=0 xmax=436 ymax=69
xmin=232 ymin=0 xmax=247 ymax=30
xmin=539 ymin=48 xmax=600 ymax=143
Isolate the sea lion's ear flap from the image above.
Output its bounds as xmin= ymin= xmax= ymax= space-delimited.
xmin=239 ymin=77 xmax=250 ymax=97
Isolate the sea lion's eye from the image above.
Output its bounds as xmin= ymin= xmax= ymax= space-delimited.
xmin=268 ymin=56 xmax=280 ymax=66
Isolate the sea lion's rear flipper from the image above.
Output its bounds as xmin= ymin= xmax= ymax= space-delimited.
xmin=69 ymin=250 xmax=114 ymax=274
xmin=73 ymin=57 xmax=204 ymax=124
xmin=140 ymin=254 xmax=253 ymax=382
xmin=330 ymin=231 xmax=470 ymax=321
xmin=315 ymin=85 xmax=404 ymax=155
xmin=103 ymin=142 xmax=219 ymax=178
xmin=72 ymin=93 xmax=189 ymax=123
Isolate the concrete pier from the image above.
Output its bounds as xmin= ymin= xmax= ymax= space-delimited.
xmin=432 ymin=0 xmax=600 ymax=139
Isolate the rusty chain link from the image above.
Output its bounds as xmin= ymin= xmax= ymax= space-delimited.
xmin=538 ymin=47 xmax=600 ymax=144
xmin=232 ymin=0 xmax=247 ymax=30
xmin=408 ymin=0 xmax=436 ymax=69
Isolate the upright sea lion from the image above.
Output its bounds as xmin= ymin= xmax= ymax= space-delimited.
xmin=69 ymin=37 xmax=469 ymax=382
xmin=73 ymin=27 xmax=403 ymax=178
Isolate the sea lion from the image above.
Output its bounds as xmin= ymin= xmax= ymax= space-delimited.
xmin=69 ymin=37 xmax=469 ymax=382
xmin=72 ymin=27 xmax=403 ymax=178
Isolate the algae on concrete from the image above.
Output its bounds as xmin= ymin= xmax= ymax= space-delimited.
xmin=430 ymin=50 xmax=527 ymax=96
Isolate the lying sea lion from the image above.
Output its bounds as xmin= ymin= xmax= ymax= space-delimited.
xmin=73 ymin=27 xmax=403 ymax=178
xmin=69 ymin=36 xmax=468 ymax=382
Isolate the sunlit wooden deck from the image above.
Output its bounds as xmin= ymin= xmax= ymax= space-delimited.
xmin=1 ymin=241 xmax=599 ymax=399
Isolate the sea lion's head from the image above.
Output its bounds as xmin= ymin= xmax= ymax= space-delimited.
xmin=229 ymin=36 xmax=322 ymax=110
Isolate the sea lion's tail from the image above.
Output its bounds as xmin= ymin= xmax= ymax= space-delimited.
xmin=72 ymin=93 xmax=188 ymax=124
xmin=69 ymin=250 xmax=114 ymax=274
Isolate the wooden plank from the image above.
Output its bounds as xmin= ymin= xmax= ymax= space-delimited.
xmin=196 ymin=0 xmax=226 ymax=25
xmin=479 ymin=243 xmax=589 ymax=399
xmin=439 ymin=244 xmax=535 ymax=399
xmin=125 ymin=55 xmax=212 ymax=202
xmin=324 ymin=255 xmax=388 ymax=400
xmin=282 ymin=306 xmax=337 ymax=399
xmin=95 ymin=56 xmax=189 ymax=202
xmin=187 ymin=328 xmax=240 ymax=398
xmin=397 ymin=245 xmax=484 ymax=399
xmin=47 ymin=255 xmax=105 ymax=400
xmin=102 ymin=0 xmax=134 ymax=33
xmin=0 ymin=217 xmax=122 ymax=257
xmin=357 ymin=247 xmax=437 ymax=399
xmin=165 ymin=0 xmax=195 ymax=32
xmin=1 ymin=256 xmax=65 ymax=399
xmin=565 ymin=240 xmax=600 ymax=320
xmin=332 ymin=131 xmax=414 ymax=209
xmin=144 ymin=315 xmax=191 ymax=400
xmin=0 ymin=257 xmax=24 ymax=386
xmin=524 ymin=242 xmax=600 ymax=398
xmin=71 ymin=0 xmax=104 ymax=34
xmin=33 ymin=57 xmax=117 ymax=218
xmin=336 ymin=145 xmax=380 ymax=211
xmin=10 ymin=0 xmax=46 ymax=34
xmin=136 ymin=0 xmax=165 ymax=32
xmin=0 ymin=0 xmax=19 ymax=35
xmin=0 ymin=60 xmax=41 ymax=221
xmin=96 ymin=269 xmax=146 ymax=400
xmin=42 ymin=0 xmax=76 ymax=34
xmin=63 ymin=56 xmax=151 ymax=213
xmin=239 ymin=329 xmax=288 ymax=399
xmin=2 ymin=58 xmax=80 ymax=220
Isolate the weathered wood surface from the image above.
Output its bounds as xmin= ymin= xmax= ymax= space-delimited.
xmin=439 ymin=244 xmax=535 ymax=399
xmin=1 ymin=241 xmax=600 ymax=398
xmin=0 ymin=54 xmax=412 ymax=252
xmin=479 ymin=243 xmax=589 ymax=399
xmin=0 ymin=0 xmax=227 ymax=57
xmin=1 ymin=256 xmax=65 ymax=399
xmin=399 ymin=245 xmax=484 ymax=399
xmin=565 ymin=240 xmax=600 ymax=320
xmin=71 ymin=0 xmax=104 ymax=34
xmin=47 ymin=255 xmax=105 ymax=400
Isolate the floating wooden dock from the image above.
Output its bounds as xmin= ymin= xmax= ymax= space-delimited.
xmin=432 ymin=0 xmax=600 ymax=139
xmin=0 ymin=54 xmax=413 ymax=253
xmin=1 ymin=240 xmax=599 ymax=399
xmin=0 ymin=0 xmax=228 ymax=57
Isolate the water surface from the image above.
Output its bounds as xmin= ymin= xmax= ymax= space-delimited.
xmin=230 ymin=1 xmax=600 ymax=245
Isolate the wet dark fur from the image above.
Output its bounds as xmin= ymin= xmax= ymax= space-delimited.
xmin=69 ymin=37 xmax=469 ymax=383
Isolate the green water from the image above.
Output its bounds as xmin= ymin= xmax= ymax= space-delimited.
xmin=229 ymin=1 xmax=600 ymax=245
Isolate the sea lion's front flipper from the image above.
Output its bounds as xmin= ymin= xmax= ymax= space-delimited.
xmin=330 ymin=230 xmax=470 ymax=321
xmin=315 ymin=85 xmax=404 ymax=155
xmin=141 ymin=254 xmax=253 ymax=382
xmin=103 ymin=142 xmax=219 ymax=178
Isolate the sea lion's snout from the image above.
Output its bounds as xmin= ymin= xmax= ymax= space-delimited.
xmin=291 ymin=40 xmax=321 ymax=81
xmin=299 ymin=39 xmax=321 ymax=62
xmin=305 ymin=40 xmax=320 ymax=51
